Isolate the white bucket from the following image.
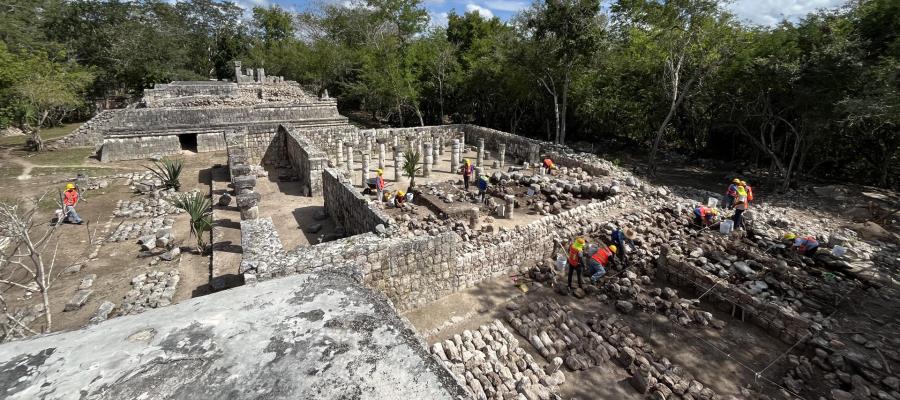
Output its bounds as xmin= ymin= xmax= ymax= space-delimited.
xmin=719 ymin=220 xmax=734 ymax=234
xmin=832 ymin=245 xmax=847 ymax=257
xmin=676 ymin=203 xmax=683 ymax=215
xmin=707 ymin=197 xmax=719 ymax=208
xmin=555 ymin=256 xmax=567 ymax=272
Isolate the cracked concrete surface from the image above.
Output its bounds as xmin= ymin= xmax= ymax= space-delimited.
xmin=0 ymin=271 xmax=468 ymax=400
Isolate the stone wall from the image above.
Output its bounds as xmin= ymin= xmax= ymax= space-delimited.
xmin=52 ymin=109 xmax=122 ymax=149
xmin=657 ymin=257 xmax=813 ymax=344
xmin=106 ymin=105 xmax=345 ymax=136
xmin=461 ymin=125 xmax=542 ymax=164
xmin=282 ymin=126 xmax=328 ymax=196
xmin=197 ymin=132 xmax=226 ymax=153
xmin=322 ymin=167 xmax=391 ymax=236
xmin=545 ymin=149 xmax=613 ymax=177
xmin=99 ymin=135 xmax=181 ymax=162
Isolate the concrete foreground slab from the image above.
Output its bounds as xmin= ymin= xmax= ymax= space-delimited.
xmin=0 ymin=272 xmax=467 ymax=400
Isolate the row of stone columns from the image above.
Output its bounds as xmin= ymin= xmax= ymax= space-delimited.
xmin=228 ymin=148 xmax=260 ymax=221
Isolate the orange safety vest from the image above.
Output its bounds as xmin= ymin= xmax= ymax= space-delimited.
xmin=567 ymin=244 xmax=581 ymax=267
xmin=591 ymin=248 xmax=612 ymax=266
xmin=746 ymin=185 xmax=754 ymax=203
xmin=375 ymin=176 xmax=385 ymax=189
xmin=543 ymin=159 xmax=554 ymax=169
xmin=64 ymin=190 xmax=78 ymax=206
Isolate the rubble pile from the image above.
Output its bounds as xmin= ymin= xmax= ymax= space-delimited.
xmin=599 ymin=271 xmax=722 ymax=328
xmin=431 ymin=320 xmax=565 ymax=400
xmin=112 ymin=190 xmax=190 ymax=218
xmin=107 ymin=217 xmax=174 ymax=243
xmin=119 ymin=270 xmax=180 ymax=314
xmin=504 ymin=299 xmax=723 ymax=399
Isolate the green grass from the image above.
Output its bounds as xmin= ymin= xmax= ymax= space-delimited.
xmin=30 ymin=166 xmax=131 ymax=177
xmin=0 ymin=163 xmax=24 ymax=178
xmin=0 ymin=123 xmax=82 ymax=147
xmin=21 ymin=147 xmax=97 ymax=166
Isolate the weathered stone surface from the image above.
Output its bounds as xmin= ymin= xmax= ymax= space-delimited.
xmin=64 ymin=290 xmax=93 ymax=311
xmin=217 ymin=193 xmax=233 ymax=206
xmin=89 ymin=301 xmax=116 ymax=324
xmin=0 ymin=272 xmax=468 ymax=400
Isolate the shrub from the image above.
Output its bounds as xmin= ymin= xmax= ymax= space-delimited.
xmin=168 ymin=192 xmax=212 ymax=253
xmin=146 ymin=158 xmax=183 ymax=191
xmin=402 ymin=149 xmax=421 ymax=191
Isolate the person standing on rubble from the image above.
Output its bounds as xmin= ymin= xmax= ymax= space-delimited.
xmin=566 ymin=237 xmax=586 ymax=290
xmin=610 ymin=227 xmax=634 ymax=267
xmin=461 ymin=159 xmax=473 ymax=191
xmin=585 ymin=243 xmax=616 ymax=283
xmin=732 ymin=183 xmax=749 ymax=230
xmin=724 ymin=178 xmax=739 ymax=209
xmin=374 ymin=169 xmax=386 ymax=202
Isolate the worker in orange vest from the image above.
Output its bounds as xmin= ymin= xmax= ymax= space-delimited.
xmin=783 ymin=233 xmax=819 ymax=257
xmin=374 ymin=169 xmax=386 ymax=202
xmin=62 ymin=183 xmax=83 ymax=224
xmin=693 ymin=205 xmax=718 ymax=227
xmin=586 ymin=244 xmax=616 ymax=283
xmin=741 ymin=180 xmax=754 ymax=207
xmin=460 ymin=159 xmax=473 ymax=191
xmin=542 ymin=158 xmax=557 ymax=176
xmin=566 ymin=237 xmax=586 ymax=290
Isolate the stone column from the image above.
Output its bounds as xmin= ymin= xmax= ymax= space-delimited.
xmin=361 ymin=154 xmax=370 ymax=188
xmin=498 ymin=143 xmax=507 ymax=168
xmin=365 ymin=136 xmax=373 ymax=155
xmin=336 ymin=140 xmax=344 ymax=168
xmin=417 ymin=140 xmax=424 ymax=159
xmin=460 ymin=137 xmax=465 ymax=163
xmin=378 ymin=142 xmax=386 ymax=170
xmin=346 ymin=145 xmax=354 ymax=174
xmin=393 ymin=136 xmax=399 ymax=148
xmin=433 ymin=137 xmax=441 ymax=164
xmin=476 ymin=138 xmax=485 ymax=169
xmin=233 ymin=60 xmax=242 ymax=83
xmin=451 ymin=139 xmax=460 ymax=174
xmin=505 ymin=195 xmax=515 ymax=219
xmin=256 ymin=68 xmax=266 ymax=83
xmin=423 ymin=143 xmax=433 ymax=177
xmin=393 ymin=146 xmax=404 ymax=182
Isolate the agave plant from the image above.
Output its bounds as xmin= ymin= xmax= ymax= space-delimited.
xmin=146 ymin=158 xmax=183 ymax=191
xmin=168 ymin=192 xmax=212 ymax=253
xmin=402 ymin=149 xmax=421 ymax=191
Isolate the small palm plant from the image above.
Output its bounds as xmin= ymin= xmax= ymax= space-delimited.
xmin=402 ymin=149 xmax=421 ymax=191
xmin=168 ymin=192 xmax=212 ymax=253
xmin=146 ymin=158 xmax=183 ymax=191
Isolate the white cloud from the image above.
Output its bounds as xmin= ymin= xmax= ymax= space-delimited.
xmin=429 ymin=12 xmax=450 ymax=28
xmin=484 ymin=0 xmax=527 ymax=12
xmin=726 ymin=0 xmax=849 ymax=26
xmin=465 ymin=3 xmax=494 ymax=19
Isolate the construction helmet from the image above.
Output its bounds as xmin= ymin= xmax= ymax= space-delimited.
xmin=711 ymin=208 xmax=719 ymax=215
xmin=574 ymin=237 xmax=585 ymax=250
xmin=397 ymin=190 xmax=405 ymax=197
xmin=740 ymin=180 xmax=748 ymax=186
xmin=376 ymin=169 xmax=383 ymax=176
xmin=732 ymin=178 xmax=740 ymax=184
xmin=465 ymin=159 xmax=471 ymax=165
xmin=783 ymin=232 xmax=796 ymax=240
xmin=66 ymin=183 xmax=75 ymax=190
xmin=609 ymin=245 xmax=617 ymax=253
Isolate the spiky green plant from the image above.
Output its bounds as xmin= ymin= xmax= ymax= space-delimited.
xmin=146 ymin=158 xmax=183 ymax=191
xmin=168 ymin=192 xmax=212 ymax=253
xmin=402 ymin=149 xmax=421 ymax=191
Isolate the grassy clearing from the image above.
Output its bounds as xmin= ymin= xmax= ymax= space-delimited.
xmin=30 ymin=166 xmax=132 ymax=178
xmin=0 ymin=163 xmax=24 ymax=178
xmin=0 ymin=123 xmax=82 ymax=147
xmin=20 ymin=147 xmax=97 ymax=166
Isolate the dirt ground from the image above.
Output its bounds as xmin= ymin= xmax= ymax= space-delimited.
xmin=0 ymin=144 xmax=217 ymax=335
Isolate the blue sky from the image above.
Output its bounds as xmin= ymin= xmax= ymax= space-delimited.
xmin=243 ymin=0 xmax=850 ymax=27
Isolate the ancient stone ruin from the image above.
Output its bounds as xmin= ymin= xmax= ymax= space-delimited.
xmin=4 ymin=66 xmax=897 ymax=400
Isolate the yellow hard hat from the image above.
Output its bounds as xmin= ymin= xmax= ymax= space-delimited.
xmin=732 ymin=178 xmax=740 ymax=184
xmin=740 ymin=180 xmax=748 ymax=186
xmin=609 ymin=245 xmax=617 ymax=253
xmin=397 ymin=190 xmax=405 ymax=196
xmin=376 ymin=168 xmax=383 ymax=176
xmin=573 ymin=237 xmax=585 ymax=250
xmin=465 ymin=159 xmax=470 ymax=165
xmin=66 ymin=183 xmax=75 ymax=190
xmin=783 ymin=232 xmax=796 ymax=240
xmin=711 ymin=208 xmax=719 ymax=215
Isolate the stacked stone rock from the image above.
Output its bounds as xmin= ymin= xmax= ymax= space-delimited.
xmin=599 ymin=270 xmax=721 ymax=328
xmin=451 ymin=139 xmax=461 ymax=174
xmin=505 ymin=299 xmax=721 ymax=399
xmin=394 ymin=146 xmax=405 ymax=182
xmin=228 ymin=150 xmax=260 ymax=220
xmin=282 ymin=127 xmax=327 ymax=196
xmin=119 ymin=270 xmax=180 ymax=315
xmin=107 ymin=217 xmax=173 ymax=242
xmin=113 ymin=190 xmax=191 ymax=218
xmin=431 ymin=320 xmax=565 ymax=400
xmin=322 ymin=168 xmax=390 ymax=237
xmin=423 ymin=142 xmax=433 ymax=177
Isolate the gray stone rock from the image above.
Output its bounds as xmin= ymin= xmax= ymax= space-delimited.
xmin=64 ymin=290 xmax=93 ymax=311
xmin=217 ymin=193 xmax=232 ymax=206
xmin=160 ymin=247 xmax=181 ymax=261
xmin=78 ymin=274 xmax=96 ymax=290
xmin=616 ymin=300 xmax=634 ymax=314
xmin=236 ymin=192 xmax=261 ymax=208
xmin=89 ymin=301 xmax=116 ymax=324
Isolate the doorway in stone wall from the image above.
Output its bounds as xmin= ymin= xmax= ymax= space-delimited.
xmin=179 ymin=133 xmax=198 ymax=153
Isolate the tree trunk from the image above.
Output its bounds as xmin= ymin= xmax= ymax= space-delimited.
xmin=414 ymin=105 xmax=424 ymax=127
xmin=559 ymin=70 xmax=570 ymax=145
xmin=552 ymin=94 xmax=560 ymax=144
xmin=647 ymin=74 xmax=697 ymax=176
xmin=438 ymin=79 xmax=444 ymax=124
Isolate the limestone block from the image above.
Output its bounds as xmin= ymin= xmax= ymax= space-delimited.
xmin=65 ymin=290 xmax=93 ymax=311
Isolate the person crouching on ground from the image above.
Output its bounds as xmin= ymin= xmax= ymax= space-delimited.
xmin=62 ymin=183 xmax=83 ymax=224
xmin=782 ymin=232 xmax=819 ymax=257
xmin=477 ymin=175 xmax=489 ymax=203
xmin=693 ymin=205 xmax=718 ymax=227
xmin=542 ymin=158 xmax=557 ymax=176
xmin=567 ymin=237 xmax=586 ymax=290
xmin=585 ymin=244 xmax=616 ymax=283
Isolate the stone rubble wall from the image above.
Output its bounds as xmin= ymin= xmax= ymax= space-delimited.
xmin=197 ymin=132 xmax=226 ymax=153
xmin=322 ymin=167 xmax=391 ymax=236
xmin=282 ymin=126 xmax=328 ymax=196
xmin=52 ymin=109 xmax=123 ymax=149
xmin=657 ymin=256 xmax=813 ymax=344
xmin=461 ymin=125 xmax=542 ymax=164
xmin=105 ymin=105 xmax=345 ymax=135
xmin=545 ymin=149 xmax=614 ymax=177
xmin=291 ymin=125 xmax=465 ymax=163
xmin=100 ymin=135 xmax=181 ymax=162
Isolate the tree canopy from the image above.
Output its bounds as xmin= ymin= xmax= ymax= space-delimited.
xmin=0 ymin=0 xmax=896 ymax=187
